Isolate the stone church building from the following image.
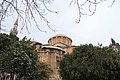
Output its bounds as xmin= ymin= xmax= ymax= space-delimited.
xmin=31 ymin=34 xmax=75 ymax=80
xmin=10 ymin=19 xmax=76 ymax=80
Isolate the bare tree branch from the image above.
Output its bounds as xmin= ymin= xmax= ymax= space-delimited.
xmin=0 ymin=0 xmax=57 ymax=33
xmin=76 ymin=0 xmax=82 ymax=23
xmin=0 ymin=0 xmax=116 ymax=33
xmin=108 ymin=0 xmax=115 ymax=7
xmin=73 ymin=0 xmax=115 ymax=23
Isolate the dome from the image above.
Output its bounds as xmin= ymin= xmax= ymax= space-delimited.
xmin=48 ymin=34 xmax=72 ymax=47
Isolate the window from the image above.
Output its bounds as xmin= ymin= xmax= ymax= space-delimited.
xmin=63 ymin=37 xmax=65 ymax=44
xmin=54 ymin=38 xmax=56 ymax=44
xmin=67 ymin=39 xmax=69 ymax=45
xmin=58 ymin=37 xmax=60 ymax=42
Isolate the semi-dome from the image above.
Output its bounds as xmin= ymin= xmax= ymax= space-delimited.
xmin=48 ymin=34 xmax=72 ymax=48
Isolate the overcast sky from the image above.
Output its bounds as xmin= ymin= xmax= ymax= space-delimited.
xmin=2 ymin=0 xmax=120 ymax=46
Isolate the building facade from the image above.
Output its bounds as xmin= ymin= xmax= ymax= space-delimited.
xmin=32 ymin=41 xmax=65 ymax=80
xmin=32 ymin=34 xmax=76 ymax=80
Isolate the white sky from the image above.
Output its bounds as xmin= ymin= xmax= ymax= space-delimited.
xmin=1 ymin=0 xmax=120 ymax=46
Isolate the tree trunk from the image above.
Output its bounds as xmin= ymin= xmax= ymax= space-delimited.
xmin=10 ymin=73 xmax=14 ymax=80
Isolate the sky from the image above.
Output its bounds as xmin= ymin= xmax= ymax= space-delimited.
xmin=1 ymin=0 xmax=120 ymax=46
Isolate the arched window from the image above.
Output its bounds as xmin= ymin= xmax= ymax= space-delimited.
xmin=58 ymin=36 xmax=60 ymax=42
xmin=54 ymin=37 xmax=56 ymax=44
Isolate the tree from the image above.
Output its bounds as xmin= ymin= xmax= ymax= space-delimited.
xmin=0 ymin=0 xmax=115 ymax=32
xmin=32 ymin=61 xmax=52 ymax=80
xmin=110 ymin=38 xmax=120 ymax=51
xmin=0 ymin=33 xmax=38 ymax=80
xmin=0 ymin=33 xmax=52 ymax=80
xmin=59 ymin=44 xmax=120 ymax=80
xmin=111 ymin=38 xmax=116 ymax=45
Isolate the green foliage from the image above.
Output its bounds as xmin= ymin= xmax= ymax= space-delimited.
xmin=110 ymin=38 xmax=120 ymax=51
xmin=0 ymin=33 xmax=20 ymax=72
xmin=0 ymin=33 xmax=51 ymax=80
xmin=111 ymin=38 xmax=116 ymax=45
xmin=0 ymin=33 xmax=38 ymax=79
xmin=59 ymin=44 xmax=120 ymax=80
xmin=32 ymin=61 xmax=52 ymax=80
